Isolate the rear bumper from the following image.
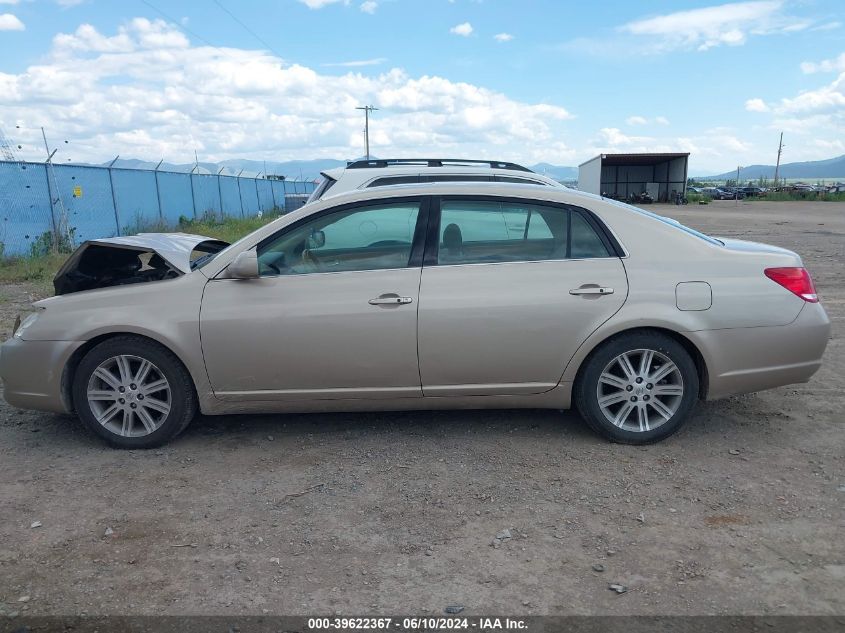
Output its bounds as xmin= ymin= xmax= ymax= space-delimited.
xmin=0 ymin=337 xmax=82 ymax=414
xmin=688 ymin=302 xmax=831 ymax=400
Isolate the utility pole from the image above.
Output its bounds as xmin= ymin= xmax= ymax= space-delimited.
xmin=773 ymin=132 xmax=784 ymax=188
xmin=735 ymin=165 xmax=742 ymax=207
xmin=355 ymin=105 xmax=378 ymax=160
xmin=42 ymin=127 xmax=70 ymax=250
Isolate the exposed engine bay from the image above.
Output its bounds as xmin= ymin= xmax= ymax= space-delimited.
xmin=53 ymin=233 xmax=229 ymax=295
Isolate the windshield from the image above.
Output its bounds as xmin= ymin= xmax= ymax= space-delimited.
xmin=190 ymin=251 xmax=218 ymax=270
xmin=603 ymin=198 xmax=724 ymax=246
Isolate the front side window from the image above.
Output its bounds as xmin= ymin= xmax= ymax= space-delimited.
xmin=437 ymin=199 xmax=609 ymax=265
xmin=258 ymin=201 xmax=421 ymax=275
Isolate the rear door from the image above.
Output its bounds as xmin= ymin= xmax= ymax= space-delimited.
xmin=417 ymin=196 xmax=628 ymax=396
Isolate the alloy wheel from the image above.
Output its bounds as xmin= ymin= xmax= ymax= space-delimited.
xmin=595 ymin=348 xmax=684 ymax=432
xmin=86 ymin=354 xmax=172 ymax=437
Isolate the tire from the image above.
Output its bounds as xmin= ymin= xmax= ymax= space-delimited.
xmin=574 ymin=331 xmax=699 ymax=444
xmin=72 ymin=335 xmax=197 ymax=449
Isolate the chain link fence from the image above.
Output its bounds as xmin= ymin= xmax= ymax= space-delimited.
xmin=0 ymin=160 xmax=315 ymax=258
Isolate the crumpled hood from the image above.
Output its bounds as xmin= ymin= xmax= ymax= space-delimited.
xmin=86 ymin=233 xmax=229 ymax=273
xmin=52 ymin=232 xmax=229 ymax=296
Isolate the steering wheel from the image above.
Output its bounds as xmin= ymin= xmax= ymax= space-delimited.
xmin=301 ymin=249 xmax=322 ymax=271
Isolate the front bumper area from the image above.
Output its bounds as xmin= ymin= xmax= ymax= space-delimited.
xmin=688 ymin=302 xmax=831 ymax=400
xmin=0 ymin=337 xmax=83 ymax=414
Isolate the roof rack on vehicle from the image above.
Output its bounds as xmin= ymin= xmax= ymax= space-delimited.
xmin=345 ymin=158 xmax=534 ymax=172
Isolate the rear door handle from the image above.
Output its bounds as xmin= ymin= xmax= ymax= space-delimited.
xmin=569 ymin=286 xmax=614 ymax=296
xmin=369 ymin=294 xmax=413 ymax=306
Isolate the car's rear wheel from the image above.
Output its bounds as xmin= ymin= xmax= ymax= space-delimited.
xmin=72 ymin=336 xmax=197 ymax=449
xmin=575 ymin=331 xmax=699 ymax=444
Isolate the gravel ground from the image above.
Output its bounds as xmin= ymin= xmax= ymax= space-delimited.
xmin=0 ymin=200 xmax=842 ymax=617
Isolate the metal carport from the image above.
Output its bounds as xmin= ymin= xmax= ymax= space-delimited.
xmin=578 ymin=152 xmax=689 ymax=203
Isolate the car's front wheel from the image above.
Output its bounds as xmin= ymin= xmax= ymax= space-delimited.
xmin=575 ymin=331 xmax=699 ymax=444
xmin=72 ymin=336 xmax=197 ymax=449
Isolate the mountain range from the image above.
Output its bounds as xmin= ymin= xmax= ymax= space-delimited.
xmin=99 ymin=154 xmax=845 ymax=182
xmin=700 ymin=155 xmax=845 ymax=180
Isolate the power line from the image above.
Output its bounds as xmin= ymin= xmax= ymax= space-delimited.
xmin=212 ymin=0 xmax=284 ymax=59
xmin=139 ymin=0 xmax=236 ymax=59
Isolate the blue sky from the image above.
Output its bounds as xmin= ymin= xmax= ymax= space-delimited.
xmin=0 ymin=0 xmax=843 ymax=173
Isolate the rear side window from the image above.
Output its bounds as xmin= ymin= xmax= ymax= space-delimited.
xmin=570 ymin=212 xmax=611 ymax=258
xmin=436 ymin=199 xmax=609 ymax=265
xmin=368 ymin=176 xmax=422 ymax=187
xmin=427 ymin=175 xmax=493 ymax=183
xmin=494 ymin=176 xmax=546 ymax=185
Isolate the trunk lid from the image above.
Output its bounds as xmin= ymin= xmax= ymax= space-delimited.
xmin=716 ymin=237 xmax=802 ymax=264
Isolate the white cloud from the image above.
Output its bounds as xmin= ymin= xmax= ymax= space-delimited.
xmin=450 ymin=22 xmax=473 ymax=37
xmin=625 ymin=115 xmax=669 ymax=126
xmin=587 ymin=127 xmax=758 ymax=171
xmin=56 ymin=0 xmax=86 ymax=6
xmin=0 ymin=18 xmax=576 ymax=165
xmin=813 ymin=21 xmax=841 ymax=31
xmin=619 ymin=1 xmax=811 ymax=52
xmin=598 ymin=128 xmax=653 ymax=146
xmin=801 ymin=52 xmax=845 ymax=74
xmin=360 ymin=0 xmax=377 ymax=13
xmin=298 ymin=0 xmax=348 ymax=8
xmin=323 ymin=58 xmax=386 ymax=67
xmin=777 ymin=74 xmax=845 ymax=115
xmin=494 ymin=33 xmax=513 ymax=42
xmin=0 ymin=12 xmax=24 ymax=30
xmin=0 ymin=0 xmax=20 ymax=5
xmin=739 ymin=71 xmax=845 ymax=144
xmin=745 ymin=98 xmax=770 ymax=112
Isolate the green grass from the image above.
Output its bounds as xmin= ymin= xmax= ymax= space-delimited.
xmin=0 ymin=212 xmax=283 ymax=292
xmin=747 ymin=192 xmax=845 ymax=202
xmin=0 ymin=252 xmax=72 ymax=294
xmin=685 ymin=193 xmax=710 ymax=204
xmin=177 ymin=211 xmax=282 ymax=244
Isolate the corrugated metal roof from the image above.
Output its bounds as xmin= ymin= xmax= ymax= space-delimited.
xmin=590 ymin=152 xmax=690 ymax=166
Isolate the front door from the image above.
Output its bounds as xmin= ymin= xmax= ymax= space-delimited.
xmin=418 ymin=196 xmax=628 ymax=396
xmin=200 ymin=198 xmax=427 ymax=401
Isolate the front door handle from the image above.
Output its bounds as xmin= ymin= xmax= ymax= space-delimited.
xmin=569 ymin=286 xmax=614 ymax=296
xmin=369 ymin=294 xmax=413 ymax=306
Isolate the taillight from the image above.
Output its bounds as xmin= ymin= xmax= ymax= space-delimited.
xmin=764 ymin=267 xmax=818 ymax=302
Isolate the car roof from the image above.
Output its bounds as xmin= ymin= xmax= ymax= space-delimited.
xmin=306 ymin=179 xmax=596 ymax=209
xmin=321 ymin=164 xmax=557 ymax=178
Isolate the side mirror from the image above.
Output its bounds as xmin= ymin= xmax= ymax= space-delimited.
xmin=227 ymin=250 xmax=259 ymax=279
xmin=307 ymin=229 xmax=325 ymax=249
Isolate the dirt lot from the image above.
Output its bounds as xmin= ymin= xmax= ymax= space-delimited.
xmin=0 ymin=200 xmax=843 ymax=617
